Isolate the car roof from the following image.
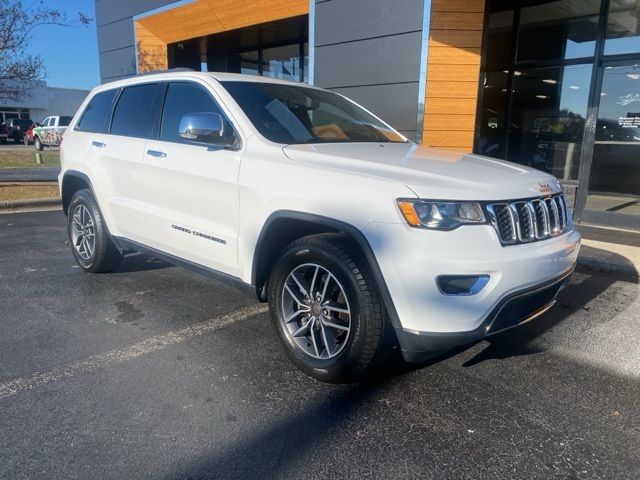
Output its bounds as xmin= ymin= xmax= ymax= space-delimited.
xmin=94 ymin=71 xmax=319 ymax=92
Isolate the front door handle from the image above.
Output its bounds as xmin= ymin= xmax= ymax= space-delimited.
xmin=146 ymin=149 xmax=167 ymax=158
xmin=91 ymin=140 xmax=106 ymax=148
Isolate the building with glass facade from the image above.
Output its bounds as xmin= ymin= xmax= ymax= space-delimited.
xmin=95 ymin=0 xmax=640 ymax=232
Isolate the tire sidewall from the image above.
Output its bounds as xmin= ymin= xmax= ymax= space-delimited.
xmin=34 ymin=136 xmax=43 ymax=151
xmin=67 ymin=190 xmax=108 ymax=271
xmin=269 ymin=243 xmax=371 ymax=382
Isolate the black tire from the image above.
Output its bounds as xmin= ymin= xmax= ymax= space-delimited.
xmin=268 ymin=234 xmax=395 ymax=383
xmin=67 ymin=189 xmax=123 ymax=273
xmin=23 ymin=135 xmax=30 ymax=146
xmin=34 ymin=136 xmax=43 ymax=151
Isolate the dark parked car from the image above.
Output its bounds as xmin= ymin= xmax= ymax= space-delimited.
xmin=0 ymin=122 xmax=7 ymax=143
xmin=6 ymin=118 xmax=34 ymax=143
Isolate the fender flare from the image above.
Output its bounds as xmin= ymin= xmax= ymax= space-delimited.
xmin=251 ymin=210 xmax=401 ymax=328
xmin=60 ymin=170 xmax=97 ymax=214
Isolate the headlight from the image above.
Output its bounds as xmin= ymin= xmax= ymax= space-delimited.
xmin=397 ymin=199 xmax=486 ymax=230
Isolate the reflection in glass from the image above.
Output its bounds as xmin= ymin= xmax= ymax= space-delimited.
xmin=477 ymin=71 xmax=508 ymax=158
xmin=586 ymin=64 xmax=640 ymax=217
xmin=240 ymin=51 xmax=259 ymax=76
xmin=507 ymin=65 xmax=592 ymax=180
xmin=484 ymin=7 xmax=514 ymax=67
xmin=303 ymin=43 xmax=309 ymax=84
xmin=517 ymin=0 xmax=600 ymax=62
xmin=605 ymin=0 xmax=640 ymax=55
xmin=262 ymin=44 xmax=300 ymax=82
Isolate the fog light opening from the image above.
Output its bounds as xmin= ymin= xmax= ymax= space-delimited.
xmin=437 ymin=275 xmax=490 ymax=296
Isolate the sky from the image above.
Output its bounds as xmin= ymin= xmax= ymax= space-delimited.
xmin=24 ymin=0 xmax=100 ymax=91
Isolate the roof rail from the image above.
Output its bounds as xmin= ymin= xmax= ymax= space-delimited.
xmin=134 ymin=67 xmax=197 ymax=77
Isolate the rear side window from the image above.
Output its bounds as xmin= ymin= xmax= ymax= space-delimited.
xmin=76 ymin=90 xmax=117 ymax=133
xmin=111 ymin=83 xmax=158 ymax=138
xmin=59 ymin=116 xmax=72 ymax=127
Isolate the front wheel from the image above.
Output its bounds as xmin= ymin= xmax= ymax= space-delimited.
xmin=34 ymin=136 xmax=43 ymax=151
xmin=268 ymin=234 xmax=394 ymax=383
xmin=23 ymin=135 xmax=30 ymax=146
xmin=67 ymin=189 xmax=123 ymax=273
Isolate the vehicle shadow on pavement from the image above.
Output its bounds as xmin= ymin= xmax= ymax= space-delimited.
xmin=461 ymin=248 xmax=639 ymax=367
xmin=161 ymin=364 xmax=409 ymax=480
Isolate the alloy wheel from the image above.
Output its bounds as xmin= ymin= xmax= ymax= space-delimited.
xmin=281 ymin=263 xmax=352 ymax=360
xmin=71 ymin=204 xmax=95 ymax=260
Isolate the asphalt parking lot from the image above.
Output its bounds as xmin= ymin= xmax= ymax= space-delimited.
xmin=1 ymin=210 xmax=639 ymax=479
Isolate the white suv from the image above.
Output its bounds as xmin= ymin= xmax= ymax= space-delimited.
xmin=59 ymin=72 xmax=580 ymax=382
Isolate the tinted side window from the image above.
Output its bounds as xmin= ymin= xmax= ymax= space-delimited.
xmin=59 ymin=116 xmax=72 ymax=127
xmin=160 ymin=82 xmax=233 ymax=143
xmin=76 ymin=90 xmax=117 ymax=133
xmin=111 ymin=84 xmax=158 ymax=138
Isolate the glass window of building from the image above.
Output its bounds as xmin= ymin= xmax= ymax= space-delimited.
xmin=517 ymin=0 xmax=600 ymax=62
xmin=586 ymin=64 xmax=640 ymax=217
xmin=240 ymin=51 xmax=260 ymax=76
xmin=262 ymin=44 xmax=302 ymax=82
xmin=604 ymin=0 xmax=640 ymax=55
xmin=507 ymin=65 xmax=591 ymax=180
xmin=477 ymin=71 xmax=509 ymax=158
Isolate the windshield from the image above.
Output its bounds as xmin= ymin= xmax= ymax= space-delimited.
xmin=221 ymin=81 xmax=406 ymax=144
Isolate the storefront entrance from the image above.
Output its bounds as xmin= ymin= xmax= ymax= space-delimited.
xmin=580 ymin=60 xmax=640 ymax=229
xmin=478 ymin=0 xmax=640 ymax=231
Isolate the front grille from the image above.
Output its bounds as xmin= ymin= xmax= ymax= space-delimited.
xmin=486 ymin=193 xmax=571 ymax=246
xmin=488 ymin=279 xmax=565 ymax=333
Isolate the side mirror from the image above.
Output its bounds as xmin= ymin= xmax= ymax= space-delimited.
xmin=178 ymin=112 xmax=227 ymax=145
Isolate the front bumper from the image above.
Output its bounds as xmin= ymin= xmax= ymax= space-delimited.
xmin=362 ymin=222 xmax=581 ymax=361
xmin=396 ymin=266 xmax=574 ymax=362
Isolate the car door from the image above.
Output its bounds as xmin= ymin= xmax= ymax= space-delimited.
xmin=87 ymin=83 xmax=163 ymax=242
xmin=39 ymin=117 xmax=52 ymax=144
xmin=141 ymin=80 xmax=243 ymax=275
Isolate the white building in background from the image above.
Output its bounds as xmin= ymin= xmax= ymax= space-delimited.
xmin=0 ymin=81 xmax=89 ymax=123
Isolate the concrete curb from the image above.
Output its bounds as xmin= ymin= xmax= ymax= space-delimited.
xmin=577 ymin=239 xmax=639 ymax=280
xmin=0 ymin=197 xmax=61 ymax=210
xmin=577 ymin=256 xmax=638 ymax=279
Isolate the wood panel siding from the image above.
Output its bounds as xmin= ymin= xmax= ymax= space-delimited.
xmin=134 ymin=0 xmax=308 ymax=73
xmin=135 ymin=23 xmax=168 ymax=73
xmin=421 ymin=0 xmax=485 ymax=152
xmin=136 ymin=0 xmax=308 ymax=44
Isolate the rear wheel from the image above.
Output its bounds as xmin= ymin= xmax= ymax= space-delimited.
xmin=67 ymin=189 xmax=123 ymax=273
xmin=34 ymin=136 xmax=43 ymax=151
xmin=268 ymin=234 xmax=394 ymax=383
xmin=23 ymin=135 xmax=30 ymax=146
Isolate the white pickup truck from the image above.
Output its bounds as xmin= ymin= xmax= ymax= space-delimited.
xmin=59 ymin=71 xmax=580 ymax=382
xmin=32 ymin=115 xmax=72 ymax=150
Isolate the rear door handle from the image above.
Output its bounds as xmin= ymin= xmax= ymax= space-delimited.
xmin=91 ymin=141 xmax=106 ymax=148
xmin=146 ymin=149 xmax=167 ymax=158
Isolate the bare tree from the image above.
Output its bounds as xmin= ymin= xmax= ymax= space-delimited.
xmin=0 ymin=0 xmax=92 ymax=102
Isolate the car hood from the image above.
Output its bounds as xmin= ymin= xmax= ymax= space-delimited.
xmin=283 ymin=142 xmax=562 ymax=200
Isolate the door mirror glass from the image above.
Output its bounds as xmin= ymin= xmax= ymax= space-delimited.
xmin=178 ymin=112 xmax=227 ymax=144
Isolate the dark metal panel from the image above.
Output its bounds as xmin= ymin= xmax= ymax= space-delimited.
xmin=314 ymin=31 xmax=422 ymax=88
xmin=95 ymin=0 xmax=176 ymax=27
xmin=97 ymin=19 xmax=135 ymax=54
xmin=315 ymin=0 xmax=423 ymax=46
xmin=99 ymin=46 xmax=137 ymax=81
xmin=328 ymin=82 xmax=420 ymax=132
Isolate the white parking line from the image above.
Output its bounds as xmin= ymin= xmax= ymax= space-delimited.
xmin=0 ymin=303 xmax=268 ymax=400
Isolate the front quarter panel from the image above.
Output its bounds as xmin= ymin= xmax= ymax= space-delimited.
xmin=236 ymin=136 xmax=415 ymax=284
